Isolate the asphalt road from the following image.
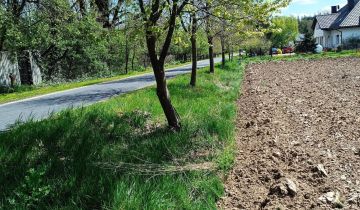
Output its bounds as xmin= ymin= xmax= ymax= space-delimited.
xmin=0 ymin=57 xmax=222 ymax=131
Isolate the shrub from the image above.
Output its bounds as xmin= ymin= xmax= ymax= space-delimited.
xmin=295 ymin=32 xmax=316 ymax=53
xmin=336 ymin=45 xmax=343 ymax=52
xmin=344 ymin=37 xmax=360 ymax=49
xmin=8 ymin=166 xmax=54 ymax=209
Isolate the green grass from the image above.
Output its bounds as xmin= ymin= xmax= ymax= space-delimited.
xmin=0 ymin=60 xmax=244 ymax=209
xmin=0 ymin=60 xmax=194 ymax=105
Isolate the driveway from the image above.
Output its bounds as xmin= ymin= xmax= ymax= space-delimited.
xmin=0 ymin=57 xmax=222 ymax=130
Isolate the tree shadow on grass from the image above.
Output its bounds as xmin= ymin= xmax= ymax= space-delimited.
xmin=0 ymin=107 xmax=204 ymax=209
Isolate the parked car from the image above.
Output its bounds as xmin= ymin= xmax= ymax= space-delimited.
xmin=271 ymin=48 xmax=283 ymax=55
xmin=272 ymin=48 xmax=278 ymax=54
xmin=282 ymin=46 xmax=294 ymax=54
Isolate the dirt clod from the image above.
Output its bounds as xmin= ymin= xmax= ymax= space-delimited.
xmin=285 ymin=178 xmax=297 ymax=196
xmin=315 ymin=164 xmax=329 ymax=177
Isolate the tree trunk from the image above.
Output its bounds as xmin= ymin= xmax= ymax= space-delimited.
xmin=94 ymin=0 xmax=111 ymax=28
xmin=131 ymin=46 xmax=136 ymax=71
xmin=153 ymin=64 xmax=180 ymax=130
xmin=204 ymin=2 xmax=214 ymax=74
xmin=208 ymin=36 xmax=214 ymax=73
xmin=147 ymin=38 xmax=180 ymax=130
xmin=0 ymin=26 xmax=6 ymax=51
xmin=221 ymin=36 xmax=225 ymax=68
xmin=190 ymin=9 xmax=197 ymax=86
xmin=125 ymin=40 xmax=129 ymax=74
xmin=124 ymin=19 xmax=129 ymax=74
xmin=77 ymin=0 xmax=86 ymax=17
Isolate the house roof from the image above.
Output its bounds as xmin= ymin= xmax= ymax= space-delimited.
xmin=314 ymin=0 xmax=360 ymax=30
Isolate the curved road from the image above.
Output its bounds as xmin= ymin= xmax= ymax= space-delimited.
xmin=0 ymin=57 xmax=222 ymax=131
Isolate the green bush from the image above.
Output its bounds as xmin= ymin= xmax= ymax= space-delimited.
xmin=295 ymin=32 xmax=316 ymax=53
xmin=344 ymin=37 xmax=360 ymax=49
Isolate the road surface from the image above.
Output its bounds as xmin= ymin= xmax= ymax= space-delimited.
xmin=0 ymin=57 xmax=222 ymax=130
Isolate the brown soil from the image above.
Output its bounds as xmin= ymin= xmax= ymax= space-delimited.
xmin=218 ymin=57 xmax=360 ymax=209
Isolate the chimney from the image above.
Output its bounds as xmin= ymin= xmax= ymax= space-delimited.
xmin=331 ymin=5 xmax=339 ymax=13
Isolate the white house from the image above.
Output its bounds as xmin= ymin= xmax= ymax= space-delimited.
xmin=313 ymin=0 xmax=360 ymax=49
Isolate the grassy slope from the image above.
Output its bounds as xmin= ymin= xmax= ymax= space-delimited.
xmin=0 ymin=61 xmax=193 ymax=105
xmin=0 ymin=61 xmax=244 ymax=209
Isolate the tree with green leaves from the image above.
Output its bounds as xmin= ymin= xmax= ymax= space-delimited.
xmin=268 ymin=16 xmax=299 ymax=48
xmin=298 ymin=16 xmax=314 ymax=34
xmin=179 ymin=0 xmax=199 ymax=86
xmin=0 ymin=0 xmax=290 ymax=130
xmin=136 ymin=0 xmax=290 ymax=130
xmin=202 ymin=0 xmax=290 ymax=70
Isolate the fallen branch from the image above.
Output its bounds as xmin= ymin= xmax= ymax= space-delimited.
xmin=93 ymin=161 xmax=215 ymax=175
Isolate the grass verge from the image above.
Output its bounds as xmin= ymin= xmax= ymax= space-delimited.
xmin=0 ymin=60 xmax=244 ymax=209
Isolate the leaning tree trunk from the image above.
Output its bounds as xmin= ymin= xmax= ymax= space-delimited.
xmin=208 ymin=36 xmax=215 ymax=74
xmin=143 ymin=1 xmax=181 ymax=130
xmin=147 ymin=54 xmax=181 ymax=130
xmin=153 ymin=63 xmax=180 ymax=130
xmin=190 ymin=9 xmax=197 ymax=87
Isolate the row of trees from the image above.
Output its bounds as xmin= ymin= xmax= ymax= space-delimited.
xmin=0 ymin=0 xmax=290 ymax=130
xmin=137 ymin=0 xmax=290 ymax=129
xmin=268 ymin=16 xmax=298 ymax=48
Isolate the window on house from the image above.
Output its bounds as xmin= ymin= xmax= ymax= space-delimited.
xmin=336 ymin=35 xmax=340 ymax=44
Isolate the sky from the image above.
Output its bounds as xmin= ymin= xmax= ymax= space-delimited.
xmin=281 ymin=0 xmax=348 ymax=17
